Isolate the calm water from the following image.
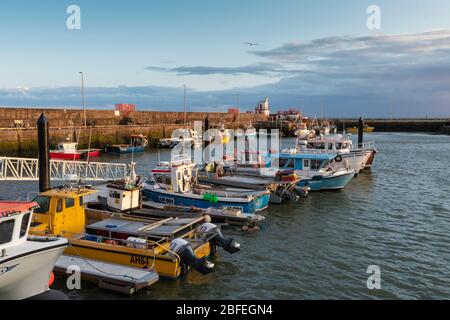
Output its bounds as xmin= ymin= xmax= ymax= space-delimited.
xmin=1 ymin=133 xmax=450 ymax=299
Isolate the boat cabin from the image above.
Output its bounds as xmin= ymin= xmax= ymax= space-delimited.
xmin=129 ymin=135 xmax=148 ymax=148
xmin=149 ymin=160 xmax=197 ymax=194
xmin=0 ymin=202 xmax=37 ymax=252
xmin=56 ymin=142 xmax=78 ymax=153
xmin=296 ymin=135 xmax=353 ymax=153
xmin=265 ymin=153 xmax=336 ymax=172
xmin=30 ymin=187 xmax=96 ymax=237
xmin=105 ymin=180 xmax=141 ymax=212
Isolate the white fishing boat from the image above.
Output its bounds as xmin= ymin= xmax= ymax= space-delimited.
xmin=157 ymin=129 xmax=202 ymax=148
xmin=0 ymin=201 xmax=68 ymax=300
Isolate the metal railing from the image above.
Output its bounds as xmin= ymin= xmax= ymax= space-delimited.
xmin=0 ymin=157 xmax=127 ymax=181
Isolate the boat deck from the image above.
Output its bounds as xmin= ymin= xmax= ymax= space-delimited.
xmin=85 ymin=216 xmax=203 ymax=239
xmin=54 ymin=255 xmax=159 ymax=295
xmin=137 ymin=201 xmax=265 ymax=227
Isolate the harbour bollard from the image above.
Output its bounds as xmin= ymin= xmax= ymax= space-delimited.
xmin=37 ymin=113 xmax=51 ymax=192
xmin=358 ymin=117 xmax=364 ymax=148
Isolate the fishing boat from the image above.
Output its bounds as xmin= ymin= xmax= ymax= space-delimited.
xmin=233 ymin=152 xmax=355 ymax=191
xmin=142 ymin=156 xmax=270 ymax=215
xmin=295 ymin=122 xmax=314 ymax=140
xmin=157 ymin=129 xmax=202 ymax=148
xmin=284 ymin=134 xmax=375 ymax=174
xmin=49 ymin=141 xmax=101 ymax=160
xmin=198 ymin=162 xmax=309 ymax=204
xmin=264 ymin=152 xmax=356 ymax=191
xmin=347 ymin=125 xmax=375 ymax=133
xmin=29 ymin=185 xmax=239 ymax=279
xmin=86 ymin=177 xmax=265 ymax=229
xmin=0 ymin=201 xmax=68 ymax=300
xmin=105 ymin=134 xmax=148 ymax=154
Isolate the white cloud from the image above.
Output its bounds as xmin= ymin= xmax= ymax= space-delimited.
xmin=2 ymin=30 xmax=450 ymax=117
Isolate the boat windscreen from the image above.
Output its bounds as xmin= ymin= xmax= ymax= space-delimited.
xmin=33 ymin=195 xmax=50 ymax=214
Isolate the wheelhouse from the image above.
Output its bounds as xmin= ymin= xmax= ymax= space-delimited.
xmin=0 ymin=202 xmax=37 ymax=250
xmin=30 ymin=188 xmax=96 ymax=237
xmin=264 ymin=153 xmax=336 ymax=171
xmin=297 ymin=135 xmax=353 ymax=153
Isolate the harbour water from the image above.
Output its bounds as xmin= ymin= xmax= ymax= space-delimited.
xmin=1 ymin=132 xmax=449 ymax=299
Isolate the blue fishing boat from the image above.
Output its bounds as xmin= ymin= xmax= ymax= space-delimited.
xmin=105 ymin=134 xmax=148 ymax=154
xmin=142 ymin=157 xmax=270 ymax=215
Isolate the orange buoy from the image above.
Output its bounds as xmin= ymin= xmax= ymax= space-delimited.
xmin=48 ymin=271 xmax=55 ymax=287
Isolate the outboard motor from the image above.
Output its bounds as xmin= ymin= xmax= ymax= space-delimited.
xmin=170 ymin=238 xmax=214 ymax=275
xmin=198 ymin=222 xmax=241 ymax=254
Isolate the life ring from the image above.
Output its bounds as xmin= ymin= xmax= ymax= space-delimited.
xmin=335 ymin=155 xmax=343 ymax=163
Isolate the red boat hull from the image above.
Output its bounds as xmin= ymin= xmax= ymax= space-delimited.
xmin=49 ymin=149 xmax=101 ymax=160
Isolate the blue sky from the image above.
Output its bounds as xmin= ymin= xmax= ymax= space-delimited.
xmin=1 ymin=0 xmax=450 ymax=117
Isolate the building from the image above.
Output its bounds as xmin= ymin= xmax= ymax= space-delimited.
xmin=255 ymin=97 xmax=270 ymax=116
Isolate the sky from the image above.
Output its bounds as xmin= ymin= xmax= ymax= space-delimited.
xmin=1 ymin=0 xmax=450 ymax=117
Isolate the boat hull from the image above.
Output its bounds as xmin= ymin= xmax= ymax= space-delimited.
xmin=65 ymin=238 xmax=210 ymax=279
xmin=0 ymin=240 xmax=67 ymax=300
xmin=363 ymin=149 xmax=377 ymax=169
xmin=297 ymin=171 xmax=355 ymax=191
xmin=341 ymin=151 xmax=371 ymax=174
xmin=49 ymin=152 xmax=82 ymax=160
xmin=49 ymin=149 xmax=101 ymax=160
xmin=105 ymin=145 xmax=145 ymax=154
xmin=142 ymin=188 xmax=269 ymax=214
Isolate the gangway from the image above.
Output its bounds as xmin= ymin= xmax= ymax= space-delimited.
xmin=0 ymin=157 xmax=128 ymax=181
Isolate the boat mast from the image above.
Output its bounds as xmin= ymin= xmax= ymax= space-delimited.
xmin=79 ymin=71 xmax=87 ymax=128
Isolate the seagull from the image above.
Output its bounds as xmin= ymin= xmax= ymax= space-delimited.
xmin=244 ymin=42 xmax=259 ymax=46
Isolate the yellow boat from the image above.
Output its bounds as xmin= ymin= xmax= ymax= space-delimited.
xmin=346 ymin=125 xmax=375 ymax=133
xmin=29 ymin=187 xmax=221 ymax=279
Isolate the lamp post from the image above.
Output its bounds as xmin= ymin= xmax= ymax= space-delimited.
xmin=183 ymin=84 xmax=187 ymax=127
xmin=79 ymin=72 xmax=87 ymax=127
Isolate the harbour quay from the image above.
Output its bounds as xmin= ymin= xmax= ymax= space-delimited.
xmin=0 ymin=107 xmax=266 ymax=157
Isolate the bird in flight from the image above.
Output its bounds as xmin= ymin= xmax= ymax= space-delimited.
xmin=244 ymin=42 xmax=259 ymax=46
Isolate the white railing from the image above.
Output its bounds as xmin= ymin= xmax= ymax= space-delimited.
xmin=0 ymin=157 xmax=127 ymax=181
xmin=358 ymin=141 xmax=376 ymax=150
xmin=171 ymin=153 xmax=191 ymax=164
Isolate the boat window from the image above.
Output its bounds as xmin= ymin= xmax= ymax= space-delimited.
xmin=20 ymin=213 xmax=31 ymax=238
xmin=279 ymin=158 xmax=292 ymax=168
xmin=303 ymin=159 xmax=310 ymax=168
xmin=154 ymin=174 xmax=164 ymax=184
xmin=56 ymin=199 xmax=63 ymax=212
xmin=327 ymin=143 xmax=334 ymax=150
xmin=33 ymin=195 xmax=50 ymax=213
xmin=109 ymin=191 xmax=121 ymax=199
xmin=285 ymin=159 xmax=294 ymax=168
xmin=0 ymin=219 xmax=14 ymax=245
xmin=306 ymin=143 xmax=315 ymax=149
xmin=311 ymin=160 xmax=323 ymax=170
xmin=66 ymin=198 xmax=75 ymax=209
xmin=313 ymin=143 xmax=325 ymax=150
xmin=154 ymin=174 xmax=171 ymax=185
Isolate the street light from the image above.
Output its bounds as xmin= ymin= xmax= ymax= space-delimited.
xmin=79 ymin=72 xmax=87 ymax=127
